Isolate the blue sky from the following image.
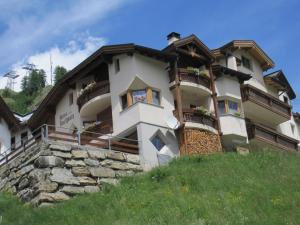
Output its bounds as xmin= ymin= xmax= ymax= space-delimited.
xmin=0 ymin=0 xmax=299 ymax=111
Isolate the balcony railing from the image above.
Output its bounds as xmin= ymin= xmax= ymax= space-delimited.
xmin=246 ymin=120 xmax=299 ymax=151
xmin=174 ymin=108 xmax=218 ymax=130
xmin=77 ymin=81 xmax=110 ymax=110
xmin=169 ymin=68 xmax=211 ymax=89
xmin=241 ymin=84 xmax=291 ymax=118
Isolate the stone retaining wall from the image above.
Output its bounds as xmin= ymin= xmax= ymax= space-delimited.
xmin=0 ymin=140 xmax=142 ymax=207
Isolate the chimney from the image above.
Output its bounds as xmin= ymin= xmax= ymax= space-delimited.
xmin=167 ymin=32 xmax=181 ymax=45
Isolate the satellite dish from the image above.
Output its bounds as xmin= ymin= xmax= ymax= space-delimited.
xmin=166 ymin=115 xmax=180 ymax=130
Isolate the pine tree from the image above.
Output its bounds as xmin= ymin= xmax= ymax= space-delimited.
xmin=54 ymin=66 xmax=68 ymax=84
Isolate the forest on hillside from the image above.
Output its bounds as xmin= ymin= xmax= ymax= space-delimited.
xmin=0 ymin=66 xmax=67 ymax=115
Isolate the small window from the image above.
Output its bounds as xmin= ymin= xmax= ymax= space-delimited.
xmin=115 ymin=59 xmax=120 ymax=73
xmin=121 ymin=94 xmax=128 ymax=109
xmin=218 ymin=100 xmax=226 ymax=115
xmin=132 ymin=90 xmax=147 ymax=104
xmin=151 ymin=135 xmax=165 ymax=151
xmin=11 ymin=137 xmax=15 ymax=150
xmin=69 ymin=92 xmax=74 ymax=105
xmin=228 ymin=100 xmax=239 ymax=114
xmin=152 ymin=90 xmax=160 ymax=105
xmin=242 ymin=56 xmax=252 ymax=70
xmin=283 ymin=96 xmax=289 ymax=104
xmin=21 ymin=132 xmax=28 ymax=144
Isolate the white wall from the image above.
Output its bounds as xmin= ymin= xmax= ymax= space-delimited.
xmin=219 ymin=115 xmax=247 ymax=138
xmin=108 ymin=53 xmax=179 ymax=169
xmin=109 ymin=53 xmax=175 ymax=135
xmin=215 ymin=76 xmax=241 ymax=100
xmin=0 ymin=118 xmax=11 ymax=154
xmin=137 ymin=123 xmax=179 ymax=170
xmin=55 ymin=89 xmax=81 ymax=132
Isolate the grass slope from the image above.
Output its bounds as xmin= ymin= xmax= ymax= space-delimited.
xmin=1 ymin=150 xmax=300 ymax=225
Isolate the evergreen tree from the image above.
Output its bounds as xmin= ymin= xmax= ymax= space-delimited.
xmin=54 ymin=66 xmax=68 ymax=84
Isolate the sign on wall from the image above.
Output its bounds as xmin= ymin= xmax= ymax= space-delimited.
xmin=59 ymin=111 xmax=75 ymax=127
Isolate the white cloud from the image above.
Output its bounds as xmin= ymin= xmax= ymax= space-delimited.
xmin=0 ymin=35 xmax=106 ymax=91
xmin=0 ymin=0 xmax=133 ymax=73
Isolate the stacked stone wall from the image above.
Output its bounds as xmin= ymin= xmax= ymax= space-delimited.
xmin=0 ymin=141 xmax=142 ymax=207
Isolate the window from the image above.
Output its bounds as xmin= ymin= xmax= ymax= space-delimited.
xmin=11 ymin=137 xmax=15 ymax=150
xmin=152 ymin=90 xmax=160 ymax=105
xmin=69 ymin=93 xmax=74 ymax=105
xmin=121 ymin=94 xmax=128 ymax=109
xmin=132 ymin=90 xmax=147 ymax=104
xmin=21 ymin=132 xmax=28 ymax=144
xmin=121 ymin=88 xmax=161 ymax=110
xmin=242 ymin=56 xmax=252 ymax=70
xmin=218 ymin=100 xmax=226 ymax=114
xmin=115 ymin=59 xmax=120 ymax=73
xmin=228 ymin=101 xmax=239 ymax=114
xmin=218 ymin=100 xmax=240 ymax=115
xmin=283 ymin=96 xmax=289 ymax=104
xmin=151 ymin=135 xmax=165 ymax=151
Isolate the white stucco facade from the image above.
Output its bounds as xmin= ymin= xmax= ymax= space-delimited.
xmin=0 ymin=118 xmax=11 ymax=154
xmin=108 ymin=53 xmax=179 ymax=169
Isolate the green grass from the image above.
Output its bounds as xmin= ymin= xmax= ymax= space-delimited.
xmin=1 ymin=150 xmax=300 ymax=225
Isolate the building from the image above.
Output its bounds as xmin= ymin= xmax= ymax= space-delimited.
xmin=0 ymin=97 xmax=32 ymax=157
xmin=1 ymin=33 xmax=299 ymax=169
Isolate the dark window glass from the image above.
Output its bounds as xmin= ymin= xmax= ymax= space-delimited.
xmin=132 ymin=90 xmax=147 ymax=104
xmin=21 ymin=132 xmax=28 ymax=144
xmin=121 ymin=94 xmax=128 ymax=109
xmin=151 ymin=135 xmax=165 ymax=151
xmin=69 ymin=93 xmax=73 ymax=105
xmin=11 ymin=137 xmax=15 ymax=150
xmin=228 ymin=100 xmax=238 ymax=114
xmin=115 ymin=59 xmax=120 ymax=73
xmin=242 ymin=56 xmax=252 ymax=70
xmin=218 ymin=100 xmax=226 ymax=115
xmin=152 ymin=90 xmax=160 ymax=105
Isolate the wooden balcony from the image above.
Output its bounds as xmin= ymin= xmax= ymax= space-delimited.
xmin=246 ymin=120 xmax=299 ymax=151
xmin=77 ymin=81 xmax=110 ymax=110
xmin=241 ymin=84 xmax=291 ymax=125
xmin=241 ymin=84 xmax=291 ymax=118
xmin=174 ymin=108 xmax=218 ymax=130
xmin=169 ymin=68 xmax=211 ymax=89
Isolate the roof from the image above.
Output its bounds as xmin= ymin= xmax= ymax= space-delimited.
xmin=28 ymin=43 xmax=176 ymax=128
xmin=212 ymin=65 xmax=252 ymax=83
xmin=264 ymin=70 xmax=296 ymax=100
xmin=212 ymin=40 xmax=275 ymax=71
xmin=14 ymin=111 xmax=34 ymax=124
xmin=0 ymin=96 xmax=20 ymax=130
xmin=163 ymin=34 xmax=215 ymax=62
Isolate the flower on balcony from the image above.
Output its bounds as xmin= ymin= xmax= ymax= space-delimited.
xmin=79 ymin=81 xmax=97 ymax=98
xmin=194 ymin=106 xmax=211 ymax=116
xmin=186 ymin=67 xmax=210 ymax=78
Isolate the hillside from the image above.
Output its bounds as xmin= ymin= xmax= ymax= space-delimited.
xmin=0 ymin=86 xmax=52 ymax=115
xmin=0 ymin=150 xmax=300 ymax=225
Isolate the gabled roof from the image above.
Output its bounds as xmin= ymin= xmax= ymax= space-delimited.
xmin=28 ymin=44 xmax=176 ymax=128
xmin=264 ymin=70 xmax=296 ymax=100
xmin=0 ymin=96 xmax=20 ymax=130
xmin=163 ymin=34 xmax=215 ymax=62
xmin=212 ymin=40 xmax=275 ymax=71
xmin=212 ymin=65 xmax=252 ymax=83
